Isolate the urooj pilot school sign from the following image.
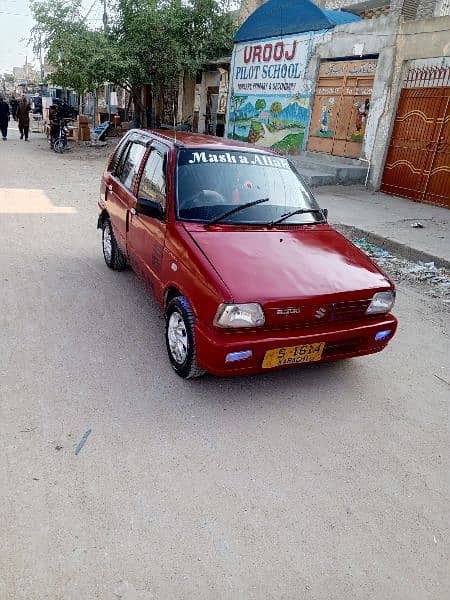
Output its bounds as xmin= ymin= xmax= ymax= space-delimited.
xmin=226 ymin=33 xmax=314 ymax=154
xmin=232 ymin=34 xmax=311 ymax=94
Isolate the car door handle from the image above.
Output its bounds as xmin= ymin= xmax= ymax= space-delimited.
xmin=130 ymin=207 xmax=136 ymax=216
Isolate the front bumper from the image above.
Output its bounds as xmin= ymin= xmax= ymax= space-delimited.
xmin=195 ymin=315 xmax=398 ymax=376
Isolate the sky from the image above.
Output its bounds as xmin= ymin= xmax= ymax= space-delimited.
xmin=0 ymin=0 xmax=35 ymax=73
xmin=0 ymin=0 xmax=105 ymax=74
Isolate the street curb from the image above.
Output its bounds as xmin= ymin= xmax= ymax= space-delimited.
xmin=333 ymin=223 xmax=450 ymax=271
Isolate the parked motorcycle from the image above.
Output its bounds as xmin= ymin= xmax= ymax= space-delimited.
xmin=49 ymin=117 xmax=71 ymax=153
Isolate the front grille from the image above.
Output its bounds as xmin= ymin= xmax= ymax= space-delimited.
xmin=317 ymin=300 xmax=371 ymax=323
xmin=266 ymin=299 xmax=372 ymax=329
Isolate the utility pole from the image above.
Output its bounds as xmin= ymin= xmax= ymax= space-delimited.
xmin=94 ymin=0 xmax=108 ymax=126
xmin=39 ymin=35 xmax=44 ymax=83
xmin=102 ymin=0 xmax=108 ymax=32
xmin=103 ymin=0 xmax=110 ymax=123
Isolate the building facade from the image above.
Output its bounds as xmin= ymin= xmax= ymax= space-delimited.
xmin=222 ymin=0 xmax=449 ymax=205
xmin=226 ymin=0 xmax=360 ymax=154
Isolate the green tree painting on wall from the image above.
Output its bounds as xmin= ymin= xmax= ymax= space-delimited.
xmin=270 ymin=101 xmax=283 ymax=117
xmin=255 ymin=98 xmax=266 ymax=112
xmin=230 ymin=93 xmax=247 ymax=139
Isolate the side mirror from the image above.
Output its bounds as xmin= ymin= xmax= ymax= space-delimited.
xmin=135 ymin=197 xmax=164 ymax=220
xmin=322 ymin=208 xmax=328 ymax=220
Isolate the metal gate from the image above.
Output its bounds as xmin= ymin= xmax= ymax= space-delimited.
xmin=381 ymin=65 xmax=450 ymax=208
xmin=307 ymin=59 xmax=377 ymax=159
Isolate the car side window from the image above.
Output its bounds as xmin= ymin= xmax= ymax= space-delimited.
xmin=119 ymin=142 xmax=147 ymax=192
xmin=112 ymin=141 xmax=130 ymax=177
xmin=137 ymin=148 xmax=167 ymax=211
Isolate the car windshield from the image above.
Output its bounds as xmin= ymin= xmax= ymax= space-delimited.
xmin=176 ymin=149 xmax=323 ymax=225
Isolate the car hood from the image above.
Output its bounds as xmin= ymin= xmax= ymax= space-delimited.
xmin=185 ymin=225 xmax=391 ymax=303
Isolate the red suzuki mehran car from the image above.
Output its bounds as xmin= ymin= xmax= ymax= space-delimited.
xmin=98 ymin=130 xmax=397 ymax=378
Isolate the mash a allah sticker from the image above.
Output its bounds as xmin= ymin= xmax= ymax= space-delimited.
xmin=179 ymin=150 xmax=290 ymax=169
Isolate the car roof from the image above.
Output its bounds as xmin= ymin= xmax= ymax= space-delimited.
xmin=131 ymin=129 xmax=278 ymax=155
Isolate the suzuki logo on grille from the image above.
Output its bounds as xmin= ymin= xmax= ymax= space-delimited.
xmin=276 ymin=307 xmax=301 ymax=315
xmin=315 ymin=306 xmax=327 ymax=319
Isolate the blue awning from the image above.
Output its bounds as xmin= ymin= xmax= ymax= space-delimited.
xmin=235 ymin=0 xmax=361 ymax=43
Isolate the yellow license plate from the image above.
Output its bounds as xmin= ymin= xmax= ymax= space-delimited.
xmin=262 ymin=342 xmax=325 ymax=368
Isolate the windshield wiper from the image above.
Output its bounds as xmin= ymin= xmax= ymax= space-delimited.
xmin=205 ymin=197 xmax=270 ymax=227
xmin=267 ymin=208 xmax=326 ymax=227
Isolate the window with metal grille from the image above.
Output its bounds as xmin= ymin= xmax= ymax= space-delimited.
xmin=401 ymin=0 xmax=419 ymax=18
xmin=438 ymin=0 xmax=450 ymax=14
xmin=404 ymin=64 xmax=450 ymax=88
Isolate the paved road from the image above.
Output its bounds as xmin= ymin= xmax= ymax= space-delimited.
xmin=1 ymin=126 xmax=449 ymax=600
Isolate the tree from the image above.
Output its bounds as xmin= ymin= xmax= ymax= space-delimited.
xmin=30 ymin=1 xmax=116 ymax=97
xmin=255 ymin=98 xmax=266 ymax=112
xmin=270 ymin=101 xmax=282 ymax=116
xmin=30 ymin=0 xmax=236 ymax=121
xmin=112 ymin=0 xmax=236 ymax=121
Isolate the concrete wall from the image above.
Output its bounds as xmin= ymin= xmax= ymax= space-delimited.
xmin=369 ymin=15 xmax=450 ymax=188
xmin=312 ymin=14 xmax=400 ymax=162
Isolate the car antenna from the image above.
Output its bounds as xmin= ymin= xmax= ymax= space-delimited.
xmin=173 ymin=97 xmax=177 ymax=144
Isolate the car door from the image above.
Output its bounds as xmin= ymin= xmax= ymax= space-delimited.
xmin=106 ymin=137 xmax=147 ymax=252
xmin=127 ymin=143 xmax=169 ymax=295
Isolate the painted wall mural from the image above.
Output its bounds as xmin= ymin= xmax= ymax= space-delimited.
xmin=226 ymin=33 xmax=314 ymax=154
xmin=307 ymin=59 xmax=377 ymax=158
xmin=313 ymin=96 xmax=370 ymax=141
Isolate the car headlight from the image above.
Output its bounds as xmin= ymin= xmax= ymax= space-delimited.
xmin=366 ymin=291 xmax=395 ymax=315
xmin=214 ymin=303 xmax=265 ymax=328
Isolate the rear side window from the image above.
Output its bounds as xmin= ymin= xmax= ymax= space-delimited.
xmin=119 ymin=142 xmax=147 ymax=192
xmin=113 ymin=141 xmax=131 ymax=177
xmin=108 ymin=137 xmax=128 ymax=172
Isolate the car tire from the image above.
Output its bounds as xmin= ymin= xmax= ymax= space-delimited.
xmin=102 ymin=218 xmax=127 ymax=270
xmin=165 ymin=297 xmax=205 ymax=379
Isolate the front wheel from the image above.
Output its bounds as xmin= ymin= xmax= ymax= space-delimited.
xmin=165 ymin=297 xmax=205 ymax=379
xmin=53 ymin=137 xmax=67 ymax=153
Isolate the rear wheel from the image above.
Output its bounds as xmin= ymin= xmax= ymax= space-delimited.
xmin=102 ymin=218 xmax=127 ymax=270
xmin=165 ymin=297 xmax=205 ymax=379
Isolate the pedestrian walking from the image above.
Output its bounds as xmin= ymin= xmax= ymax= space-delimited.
xmin=0 ymin=95 xmax=10 ymax=141
xmin=10 ymin=96 xmax=18 ymax=120
xmin=16 ymin=95 xmax=31 ymax=141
